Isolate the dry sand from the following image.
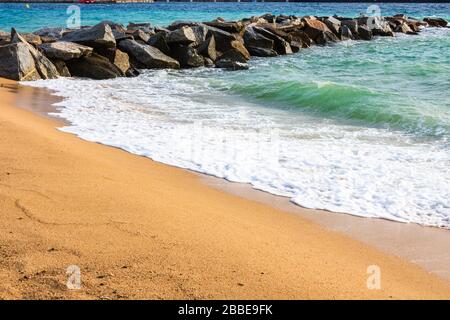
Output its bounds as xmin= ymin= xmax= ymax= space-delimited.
xmin=0 ymin=78 xmax=449 ymax=299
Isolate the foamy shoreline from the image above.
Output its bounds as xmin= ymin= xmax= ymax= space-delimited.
xmin=9 ymin=78 xmax=450 ymax=288
xmin=1 ymin=78 xmax=450 ymax=299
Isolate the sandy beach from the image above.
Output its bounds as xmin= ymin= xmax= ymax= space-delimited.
xmin=0 ymin=78 xmax=449 ymax=299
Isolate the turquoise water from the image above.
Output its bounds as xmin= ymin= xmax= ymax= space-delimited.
xmin=0 ymin=2 xmax=449 ymax=32
xmin=18 ymin=3 xmax=450 ymax=227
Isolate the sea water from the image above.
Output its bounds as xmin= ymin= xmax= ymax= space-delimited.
xmin=8 ymin=3 xmax=450 ymax=228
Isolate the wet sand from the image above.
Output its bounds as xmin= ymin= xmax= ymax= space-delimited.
xmin=1 ymin=78 xmax=449 ymax=299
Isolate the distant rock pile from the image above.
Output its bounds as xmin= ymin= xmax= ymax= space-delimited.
xmin=0 ymin=14 xmax=448 ymax=81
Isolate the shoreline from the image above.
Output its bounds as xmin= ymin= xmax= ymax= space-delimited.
xmin=18 ymin=77 xmax=450 ymax=283
xmin=1 ymin=77 xmax=450 ymax=299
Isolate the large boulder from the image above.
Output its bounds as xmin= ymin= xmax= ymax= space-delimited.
xmin=227 ymin=40 xmax=250 ymax=60
xmin=259 ymin=24 xmax=292 ymax=42
xmin=357 ymin=16 xmax=394 ymax=37
xmin=39 ymin=41 xmax=93 ymax=60
xmin=33 ymin=27 xmax=67 ymax=40
xmin=0 ymin=43 xmax=41 ymax=81
xmin=253 ymin=26 xmax=292 ymax=54
xmin=97 ymin=21 xmax=125 ymax=32
xmin=423 ymin=17 xmax=448 ymax=27
xmin=112 ymin=30 xmax=133 ymax=42
xmin=357 ymin=25 xmax=373 ymax=40
xmin=127 ymin=22 xmax=153 ymax=33
xmin=197 ymin=35 xmax=217 ymax=61
xmin=51 ymin=59 xmax=71 ymax=77
xmin=289 ymin=30 xmax=312 ymax=48
xmin=109 ymin=49 xmax=131 ymax=74
xmin=247 ymin=46 xmax=277 ymax=57
xmin=340 ymin=25 xmax=355 ymax=40
xmin=395 ymin=22 xmax=415 ymax=34
xmin=167 ymin=20 xmax=199 ymax=31
xmin=218 ymin=48 xmax=248 ymax=63
xmin=11 ymin=28 xmax=59 ymax=79
xmin=191 ymin=25 xmax=208 ymax=45
xmin=204 ymin=20 xmax=245 ymax=34
xmin=166 ymin=26 xmax=197 ymax=45
xmin=66 ymin=52 xmax=124 ymax=79
xmin=118 ymin=39 xmax=180 ymax=69
xmin=303 ymin=18 xmax=338 ymax=44
xmin=205 ymin=25 xmax=238 ymax=52
xmin=62 ymin=23 xmax=116 ymax=49
xmin=341 ymin=19 xmax=359 ymax=39
xmin=370 ymin=18 xmax=395 ymax=37
xmin=132 ymin=29 xmax=152 ymax=43
xmin=243 ymin=26 xmax=274 ymax=49
xmin=406 ymin=20 xmax=422 ymax=33
xmin=170 ymin=45 xmax=204 ymax=68
xmin=323 ymin=16 xmax=341 ymax=36
xmin=147 ymin=32 xmax=171 ymax=55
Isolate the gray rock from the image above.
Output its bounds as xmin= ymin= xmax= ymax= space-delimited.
xmin=228 ymin=40 xmax=251 ymax=60
xmin=33 ymin=27 xmax=66 ymax=40
xmin=191 ymin=25 xmax=209 ymax=46
xmin=423 ymin=17 xmax=448 ymax=28
xmin=100 ymin=21 xmax=126 ymax=32
xmin=247 ymin=46 xmax=277 ymax=57
xmin=0 ymin=43 xmax=41 ymax=81
xmin=39 ymin=41 xmax=93 ymax=60
xmin=132 ymin=29 xmax=152 ymax=43
xmin=259 ymin=24 xmax=292 ymax=42
xmin=112 ymin=30 xmax=133 ymax=42
xmin=289 ymin=30 xmax=312 ymax=48
xmin=127 ymin=22 xmax=153 ymax=33
xmin=243 ymin=26 xmax=274 ymax=49
xmin=205 ymin=25 xmax=237 ymax=52
xmin=303 ymin=18 xmax=338 ymax=44
xmin=62 ymin=23 xmax=116 ymax=49
xmin=289 ymin=42 xmax=301 ymax=53
xmin=341 ymin=19 xmax=359 ymax=39
xmin=204 ymin=20 xmax=244 ymax=34
xmin=340 ymin=25 xmax=355 ymax=40
xmin=260 ymin=13 xmax=276 ymax=23
xmin=357 ymin=25 xmax=373 ymax=40
xmin=51 ymin=59 xmax=71 ymax=77
xmin=66 ymin=52 xmax=124 ymax=79
xmin=11 ymin=28 xmax=59 ymax=79
xmin=111 ymin=49 xmax=131 ymax=74
xmin=170 ymin=45 xmax=204 ymax=68
xmin=197 ymin=35 xmax=217 ymax=61
xmin=218 ymin=48 xmax=249 ymax=63
xmin=395 ymin=22 xmax=415 ymax=34
xmin=253 ymin=26 xmax=292 ymax=54
xmin=147 ymin=32 xmax=171 ymax=56
xmin=166 ymin=26 xmax=197 ymax=45
xmin=203 ymin=57 xmax=214 ymax=67
xmin=323 ymin=16 xmax=341 ymax=36
xmin=118 ymin=39 xmax=180 ymax=69
xmin=167 ymin=21 xmax=199 ymax=31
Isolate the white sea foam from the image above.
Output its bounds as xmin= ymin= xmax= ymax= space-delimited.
xmin=25 ymin=69 xmax=450 ymax=228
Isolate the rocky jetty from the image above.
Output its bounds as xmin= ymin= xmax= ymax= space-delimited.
xmin=0 ymin=14 xmax=448 ymax=81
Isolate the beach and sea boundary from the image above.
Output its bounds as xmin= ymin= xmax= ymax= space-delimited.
xmin=1 ymin=4 xmax=450 ymax=299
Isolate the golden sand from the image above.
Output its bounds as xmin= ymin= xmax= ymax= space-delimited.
xmin=0 ymin=78 xmax=449 ymax=299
